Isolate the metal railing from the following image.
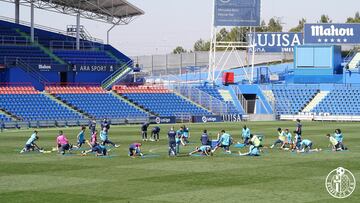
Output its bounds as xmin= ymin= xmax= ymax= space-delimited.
xmin=0 ymin=35 xmax=38 ymax=45
xmin=2 ymin=56 xmax=59 ymax=65
xmin=49 ymin=40 xmax=104 ymax=50
xmin=168 ymin=83 xmax=232 ymax=115
xmin=3 ymin=57 xmax=49 ymax=84
xmin=66 ymin=25 xmax=102 ymax=43
xmin=101 ymin=60 xmax=133 ymax=88
xmin=0 ymin=16 xmax=103 ymax=43
xmin=343 ymin=47 xmax=360 ymax=64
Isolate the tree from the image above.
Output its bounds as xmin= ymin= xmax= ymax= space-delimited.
xmin=216 ymin=28 xmax=229 ymax=41
xmin=266 ymin=17 xmax=283 ymax=32
xmin=346 ymin=12 xmax=360 ymax=23
xmin=289 ymin=18 xmax=306 ymax=32
xmin=319 ymin=14 xmax=332 ymax=23
xmin=255 ymin=20 xmax=267 ymax=32
xmin=193 ymin=39 xmax=211 ymax=51
xmin=172 ymin=46 xmax=187 ymax=54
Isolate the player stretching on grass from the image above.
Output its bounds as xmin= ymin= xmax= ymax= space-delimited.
xmin=270 ymin=128 xmax=286 ymax=149
xmin=293 ymin=131 xmax=302 ymax=151
xmin=297 ymin=139 xmax=321 ymax=153
xmin=74 ymin=126 xmax=86 ymax=148
xmin=182 ymin=125 xmax=190 ymax=144
xmin=100 ymin=128 xmax=119 ymax=148
xmin=89 ymin=120 xmax=96 ymax=135
xmin=87 ymin=130 xmax=98 ymax=147
xmin=129 ymin=143 xmax=143 ymax=158
xmin=200 ymin=129 xmax=210 ymax=146
xmin=239 ymin=141 xmax=260 ymax=156
xmin=81 ymin=144 xmax=107 ymax=156
xmin=242 ymin=125 xmax=251 ymax=145
xmin=283 ymin=129 xmax=293 ymax=149
xmin=333 ymin=129 xmax=348 ymax=149
xmin=212 ymin=130 xmax=233 ymax=154
xmin=20 ymin=131 xmax=42 ymax=153
xmin=56 ymin=131 xmax=72 ymax=155
xmin=176 ymin=126 xmax=186 ymax=146
xmin=151 ymin=126 xmax=161 ymax=141
xmin=326 ymin=134 xmax=345 ymax=151
xmin=189 ymin=145 xmax=212 ymax=156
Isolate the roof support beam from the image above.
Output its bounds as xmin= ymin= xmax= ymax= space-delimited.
xmin=30 ymin=0 xmax=34 ymax=42
xmin=15 ymin=0 xmax=20 ymax=23
xmin=76 ymin=12 xmax=80 ymax=50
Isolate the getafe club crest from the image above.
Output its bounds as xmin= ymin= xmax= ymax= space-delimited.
xmin=325 ymin=167 xmax=356 ymax=199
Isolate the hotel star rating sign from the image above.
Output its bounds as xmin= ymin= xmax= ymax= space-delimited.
xmin=317 ymin=38 xmax=348 ymax=43
xmin=305 ymin=23 xmax=360 ymax=44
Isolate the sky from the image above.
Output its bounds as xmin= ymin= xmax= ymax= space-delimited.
xmin=0 ymin=0 xmax=359 ymax=56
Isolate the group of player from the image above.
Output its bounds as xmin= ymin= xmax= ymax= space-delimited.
xmin=20 ymin=119 xmax=120 ymax=156
xmin=187 ymin=119 xmax=348 ymax=157
xmin=267 ymin=119 xmax=348 ymax=153
xmin=20 ymin=118 xmax=348 ymax=158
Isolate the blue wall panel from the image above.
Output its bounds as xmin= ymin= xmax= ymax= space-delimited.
xmin=314 ymin=47 xmax=332 ymax=67
xmin=294 ymin=45 xmax=342 ymax=76
xmin=74 ymin=72 xmax=111 ymax=84
xmin=296 ymin=47 xmax=314 ymax=67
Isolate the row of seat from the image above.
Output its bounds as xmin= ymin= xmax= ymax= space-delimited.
xmin=0 ymin=86 xmax=39 ymax=94
xmin=122 ymin=93 xmax=212 ymax=117
xmin=272 ymin=87 xmax=319 ymax=115
xmin=0 ymin=45 xmax=60 ymax=66
xmin=113 ymin=85 xmax=170 ymax=93
xmin=56 ymin=93 xmax=148 ymax=119
xmin=312 ymin=89 xmax=360 ymax=115
xmin=0 ymin=114 xmax=12 ymax=122
xmin=195 ymin=85 xmax=240 ymax=114
xmin=0 ymin=94 xmax=83 ymax=121
xmin=53 ymin=50 xmax=118 ymax=65
xmin=46 ymin=86 xmax=106 ymax=94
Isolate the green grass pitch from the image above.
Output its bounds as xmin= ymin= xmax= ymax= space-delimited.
xmin=0 ymin=121 xmax=359 ymax=203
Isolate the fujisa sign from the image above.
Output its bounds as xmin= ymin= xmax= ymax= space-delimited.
xmin=304 ymin=23 xmax=360 ymax=44
xmin=249 ymin=32 xmax=303 ymax=53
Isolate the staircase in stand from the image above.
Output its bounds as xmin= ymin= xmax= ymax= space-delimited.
xmin=43 ymin=92 xmax=91 ymax=119
xmin=302 ymin=91 xmax=329 ymax=112
xmin=101 ymin=61 xmax=133 ymax=90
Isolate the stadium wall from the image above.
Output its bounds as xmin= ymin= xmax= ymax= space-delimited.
xmin=1 ymin=67 xmax=59 ymax=90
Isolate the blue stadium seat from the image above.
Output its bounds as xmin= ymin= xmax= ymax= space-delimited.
xmin=0 ymin=45 xmax=60 ymax=66
xmin=0 ymin=113 xmax=12 ymax=122
xmin=53 ymin=50 xmax=118 ymax=66
xmin=0 ymin=94 xmax=83 ymax=121
xmin=123 ymin=93 xmax=212 ymax=117
xmin=312 ymin=87 xmax=360 ymax=115
xmin=272 ymin=85 xmax=319 ymax=115
xmin=56 ymin=93 xmax=148 ymax=119
xmin=196 ymin=85 xmax=240 ymax=114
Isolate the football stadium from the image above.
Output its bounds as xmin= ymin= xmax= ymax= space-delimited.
xmin=0 ymin=0 xmax=359 ymax=202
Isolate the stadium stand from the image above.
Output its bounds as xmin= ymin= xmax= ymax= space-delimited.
xmin=272 ymin=85 xmax=319 ymax=115
xmin=0 ymin=113 xmax=12 ymax=122
xmin=196 ymin=85 xmax=240 ymax=113
xmin=48 ymin=86 xmax=148 ymax=119
xmin=53 ymin=50 xmax=118 ymax=66
xmin=113 ymin=85 xmax=170 ymax=93
xmin=115 ymin=86 xmax=212 ymax=117
xmin=0 ymin=86 xmax=83 ymax=121
xmin=0 ymin=27 xmax=30 ymax=45
xmin=0 ymin=45 xmax=59 ymax=66
xmin=311 ymin=87 xmax=360 ymax=115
